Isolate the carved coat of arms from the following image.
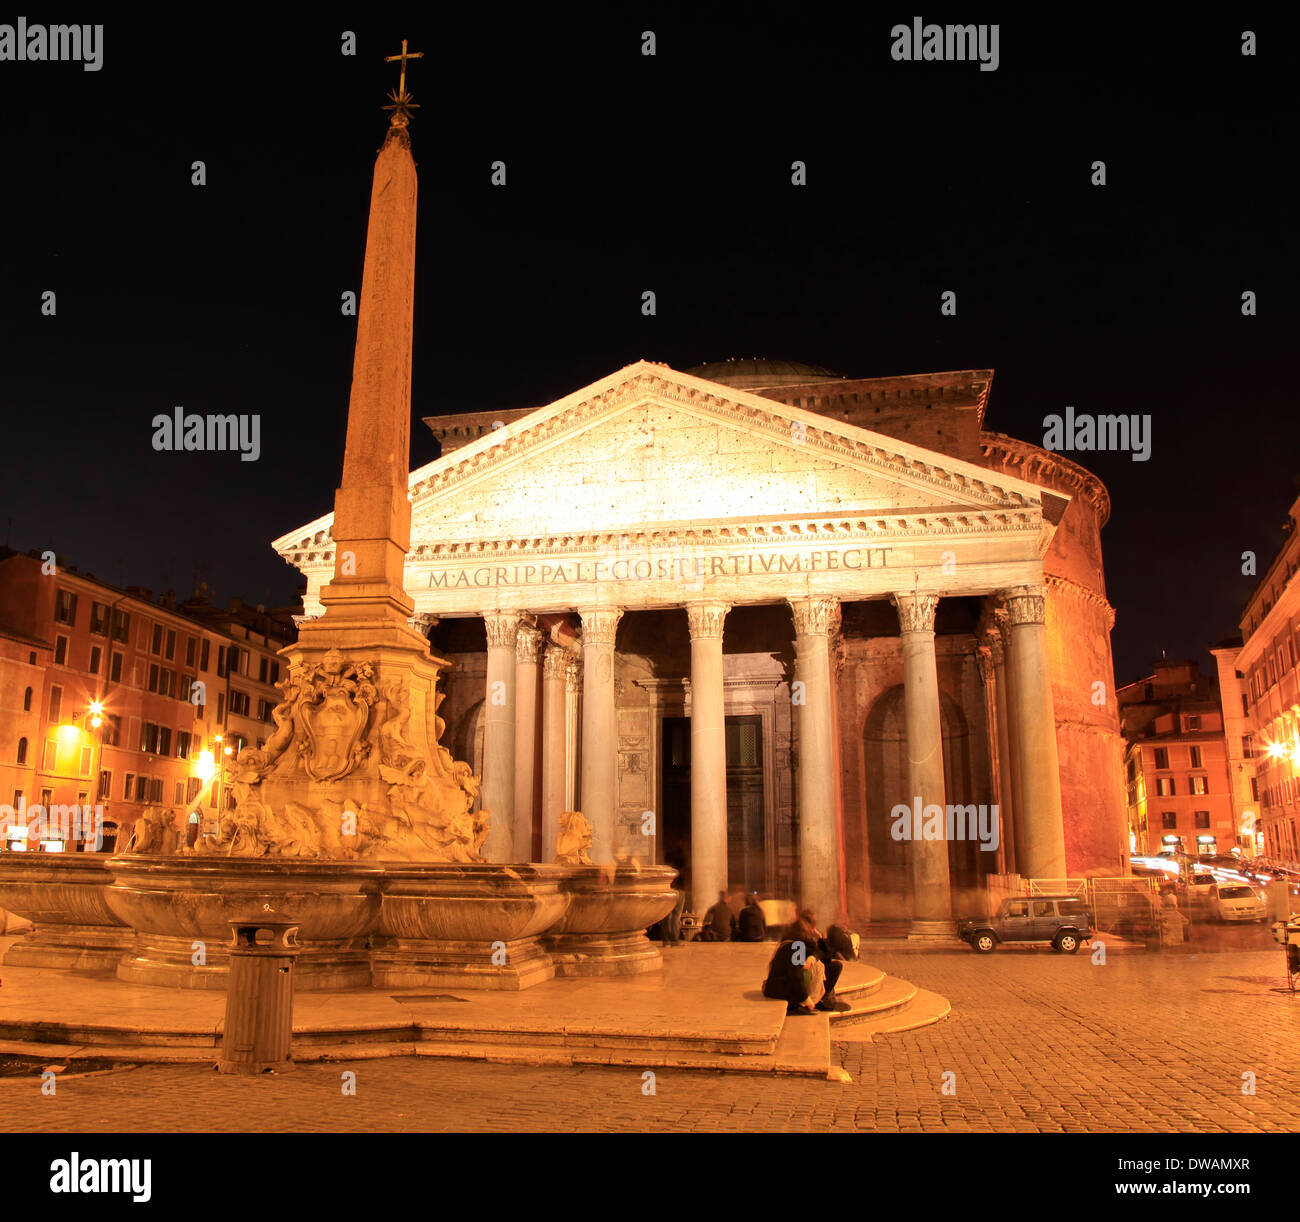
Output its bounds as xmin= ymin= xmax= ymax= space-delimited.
xmin=296 ymin=650 xmax=377 ymax=782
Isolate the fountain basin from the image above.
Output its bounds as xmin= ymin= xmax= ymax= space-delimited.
xmin=543 ymin=864 xmax=678 ymax=976
xmin=104 ymin=856 xmax=385 ymax=990
xmin=372 ymin=862 xmax=570 ymax=990
xmin=0 ymin=852 xmax=133 ymax=970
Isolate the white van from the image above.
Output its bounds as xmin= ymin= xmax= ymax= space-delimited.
xmin=1213 ymin=882 xmax=1267 ymax=922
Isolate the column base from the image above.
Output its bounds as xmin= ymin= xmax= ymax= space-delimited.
xmin=907 ymin=919 xmax=963 ymax=944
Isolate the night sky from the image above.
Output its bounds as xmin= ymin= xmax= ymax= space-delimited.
xmin=2 ymin=8 xmax=1293 ymax=687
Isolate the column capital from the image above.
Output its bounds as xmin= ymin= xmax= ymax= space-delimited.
xmin=685 ymin=601 xmax=730 ymax=639
xmin=891 ymin=591 xmax=940 ymax=634
xmin=578 ymin=607 xmax=623 ymax=645
xmin=975 ymin=642 xmax=994 ymax=685
xmin=482 ymin=610 xmax=521 ymax=648
xmin=407 ymin=611 xmax=439 ymax=636
xmin=542 ymin=644 xmax=570 ymax=681
xmin=516 ymin=623 xmax=544 ymax=664
xmin=564 ymin=657 xmax=583 ymax=692
xmin=983 ymin=631 xmax=1005 ymax=667
xmin=788 ymin=596 xmax=839 ymax=637
xmin=1002 ymin=584 xmax=1048 ymax=627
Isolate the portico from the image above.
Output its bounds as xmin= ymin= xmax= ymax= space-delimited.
xmin=275 ymin=361 xmax=1074 ymax=930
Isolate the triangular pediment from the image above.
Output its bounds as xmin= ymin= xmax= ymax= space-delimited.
xmin=274 ymin=361 xmax=1061 ymax=557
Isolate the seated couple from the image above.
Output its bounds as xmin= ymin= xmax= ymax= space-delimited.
xmin=761 ymin=909 xmax=852 ymax=1015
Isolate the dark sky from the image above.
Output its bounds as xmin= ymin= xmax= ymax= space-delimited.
xmin=1 ymin=8 xmax=1294 ymax=686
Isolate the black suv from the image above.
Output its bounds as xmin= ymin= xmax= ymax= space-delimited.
xmin=958 ymin=896 xmax=1094 ymax=954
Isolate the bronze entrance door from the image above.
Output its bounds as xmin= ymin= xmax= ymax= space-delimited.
xmin=660 ymin=714 xmax=767 ymax=897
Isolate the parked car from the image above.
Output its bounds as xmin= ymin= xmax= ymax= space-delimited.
xmin=958 ymin=896 xmax=1094 ymax=954
xmin=1211 ymin=882 xmax=1268 ymax=922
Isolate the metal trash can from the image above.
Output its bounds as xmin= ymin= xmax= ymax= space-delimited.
xmin=219 ymin=915 xmax=300 ymax=1075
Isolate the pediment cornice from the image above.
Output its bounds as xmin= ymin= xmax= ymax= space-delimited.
xmin=406 ymin=367 xmax=1036 ymax=512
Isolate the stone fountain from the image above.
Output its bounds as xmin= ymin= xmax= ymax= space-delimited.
xmin=0 ymin=60 xmax=675 ymax=990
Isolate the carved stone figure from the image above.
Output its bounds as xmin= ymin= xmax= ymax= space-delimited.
xmin=555 ymin=810 xmax=594 ymax=865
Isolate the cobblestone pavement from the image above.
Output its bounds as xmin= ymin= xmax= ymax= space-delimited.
xmin=1 ymin=948 xmax=1296 ymax=1133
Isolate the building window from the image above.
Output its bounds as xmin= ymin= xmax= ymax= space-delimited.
xmin=200 ymin=638 xmax=211 ymax=671
xmin=1162 ymin=812 xmax=1178 ymax=829
xmin=97 ymin=770 xmax=111 ymax=801
xmin=151 ymin=624 xmax=163 ymax=655
xmin=1189 ymin=745 xmax=1203 ymax=768
xmin=217 ymin=647 xmax=227 ymax=678
xmin=123 ymin=773 xmax=134 ymax=800
xmin=1242 ymin=693 xmax=1250 ymax=716
xmin=54 ymin=635 xmax=68 ymax=665
xmin=49 ymin=686 xmax=62 ymax=722
xmin=229 ymin=690 xmax=250 ymax=717
xmin=185 ymin=636 xmax=196 ymax=668
xmin=148 ymin=664 xmax=160 ymax=693
xmin=1243 ymin=735 xmax=1254 ymax=759
xmin=165 ymin=629 xmax=176 ymax=660
xmin=140 ymin=722 xmax=161 ymax=754
xmin=89 ymin=601 xmax=108 ymax=635
xmin=174 ymin=780 xmax=185 ymax=805
xmin=40 ymin=788 xmax=53 ymax=809
xmin=186 ymin=777 xmax=202 ymax=803
xmin=16 ymin=737 xmax=27 ymax=765
xmin=110 ymin=652 xmax=123 ymax=684
xmin=1156 ymin=777 xmax=1175 ymax=797
xmin=112 ymin=609 xmax=130 ymax=642
xmin=23 ymin=686 xmax=32 ymax=711
xmin=54 ymin=589 xmax=78 ymax=625
xmin=176 ymin=730 xmax=191 ymax=759
xmin=217 ymin=693 xmax=225 ymax=723
xmin=1190 ymin=775 xmax=1209 ymax=795
xmin=102 ymin=714 xmax=121 ymax=747
xmin=1187 ymin=715 xmax=1201 ymax=731
xmin=1194 ymin=811 xmax=1211 ymax=829
xmin=79 ymin=746 xmax=93 ymax=776
xmin=88 ymin=645 xmax=102 ymax=675
xmin=1154 ymin=747 xmax=1169 ymax=769
xmin=43 ymin=739 xmax=57 ymax=770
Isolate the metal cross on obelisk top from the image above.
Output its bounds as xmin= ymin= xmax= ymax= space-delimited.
xmin=383 ymin=39 xmax=423 ymax=118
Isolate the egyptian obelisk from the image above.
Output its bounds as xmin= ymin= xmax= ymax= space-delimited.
xmin=301 ymin=40 xmax=428 ymax=655
xmin=249 ymin=44 xmax=483 ymax=863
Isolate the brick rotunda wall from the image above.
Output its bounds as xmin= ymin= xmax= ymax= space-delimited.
xmin=979 ymin=434 xmax=1128 ymax=877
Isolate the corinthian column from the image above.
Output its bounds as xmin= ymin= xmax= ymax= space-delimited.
xmin=564 ymin=657 xmax=581 ymax=810
xmin=513 ymin=623 xmax=543 ymax=862
xmin=579 ymin=608 xmax=622 ymax=861
xmin=984 ymin=629 xmax=1017 ymax=875
xmin=789 ymin=596 xmax=843 ymax=925
xmin=1002 ymin=585 xmax=1068 ymax=879
xmin=541 ymin=645 xmax=569 ymax=862
xmin=481 ymin=611 xmax=520 ymax=861
xmin=687 ymin=601 xmax=730 ymax=916
xmin=891 ymin=591 xmax=955 ymax=939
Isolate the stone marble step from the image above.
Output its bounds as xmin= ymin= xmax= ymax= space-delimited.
xmin=830 ymin=974 xmax=918 ymax=1024
xmin=828 ymin=985 xmax=952 ymax=1043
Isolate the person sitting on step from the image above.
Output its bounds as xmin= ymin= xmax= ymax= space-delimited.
xmin=761 ymin=909 xmax=850 ymax=1014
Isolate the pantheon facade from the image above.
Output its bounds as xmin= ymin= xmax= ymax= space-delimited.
xmin=275 ymin=359 xmax=1127 ymax=931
